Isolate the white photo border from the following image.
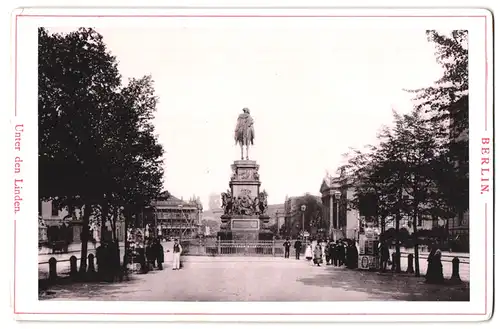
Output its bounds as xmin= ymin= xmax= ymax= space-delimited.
xmin=11 ymin=6 xmax=494 ymax=322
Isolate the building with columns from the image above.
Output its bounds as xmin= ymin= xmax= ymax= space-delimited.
xmin=319 ymin=174 xmax=359 ymax=241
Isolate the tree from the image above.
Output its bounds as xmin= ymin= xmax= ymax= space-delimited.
xmin=39 ymin=27 xmax=122 ymax=272
xmin=288 ymin=194 xmax=323 ymax=239
xmin=342 ymin=107 xmax=450 ymax=274
xmin=408 ymin=30 xmax=469 ymax=236
xmin=38 ymin=28 xmax=165 ymax=275
xmin=109 ymin=76 xmax=165 ymax=267
xmin=410 ymin=30 xmax=468 ymax=129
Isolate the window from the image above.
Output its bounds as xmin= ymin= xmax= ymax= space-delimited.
xmin=51 ymin=202 xmax=59 ymax=216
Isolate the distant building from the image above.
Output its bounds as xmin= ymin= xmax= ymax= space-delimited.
xmin=147 ymin=191 xmax=203 ymax=239
xmin=208 ymin=193 xmax=221 ymax=211
xmin=319 ymin=174 xmax=358 ymax=241
xmin=319 ymin=170 xmax=436 ymax=241
xmin=38 ymin=200 xmax=125 ymax=243
xmin=201 ymin=193 xmax=224 ymax=234
xmin=266 ymin=203 xmax=286 ymax=236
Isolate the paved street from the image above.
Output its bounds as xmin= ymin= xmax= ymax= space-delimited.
xmin=39 ymin=242 xmax=470 ymax=283
xmin=40 ymin=256 xmax=469 ymax=301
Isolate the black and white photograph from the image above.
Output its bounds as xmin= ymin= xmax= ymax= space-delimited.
xmin=9 ymin=6 xmax=493 ymax=322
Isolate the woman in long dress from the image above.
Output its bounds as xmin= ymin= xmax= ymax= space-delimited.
xmin=305 ymin=242 xmax=313 ymax=262
xmin=313 ymin=243 xmax=323 ymax=267
xmin=425 ymin=243 xmax=444 ymax=284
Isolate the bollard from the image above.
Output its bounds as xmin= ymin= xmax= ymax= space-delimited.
xmin=451 ymin=257 xmax=461 ymax=283
xmin=69 ymin=256 xmax=78 ymax=278
xmin=87 ymin=254 xmax=96 ymax=273
xmin=48 ymin=257 xmax=57 ymax=281
xmin=406 ymin=254 xmax=415 ymax=274
xmin=391 ymin=252 xmax=396 ymax=271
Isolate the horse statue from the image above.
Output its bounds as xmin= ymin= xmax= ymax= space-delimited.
xmin=234 ymin=107 xmax=255 ymax=160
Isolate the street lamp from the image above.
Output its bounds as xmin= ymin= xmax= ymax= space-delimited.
xmin=300 ymin=205 xmax=306 ymax=241
xmin=334 ymin=191 xmax=341 ymax=240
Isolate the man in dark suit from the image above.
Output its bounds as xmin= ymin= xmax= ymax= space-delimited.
xmin=293 ymin=239 xmax=302 ymax=260
xmin=283 ymin=238 xmax=291 ymax=258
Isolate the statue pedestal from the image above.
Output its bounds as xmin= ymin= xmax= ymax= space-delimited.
xmin=230 ymin=160 xmax=261 ymax=198
xmin=218 ymin=215 xmax=273 ymax=241
xmin=218 ymin=160 xmax=272 ymax=241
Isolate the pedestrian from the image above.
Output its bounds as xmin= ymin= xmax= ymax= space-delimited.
xmin=172 ymin=239 xmax=183 ymax=270
xmin=425 ymin=242 xmax=444 ymax=284
xmin=145 ymin=239 xmax=155 ymax=270
xmin=379 ymin=241 xmax=390 ymax=272
xmin=154 ymin=238 xmax=164 ymax=270
xmin=337 ymin=241 xmax=346 ymax=266
xmin=325 ymin=239 xmax=332 ymax=265
xmin=351 ymin=240 xmax=359 ymax=269
xmin=305 ymin=242 xmax=313 ymax=262
xmin=96 ymin=243 xmax=105 ymax=279
xmin=320 ymin=239 xmax=327 ymax=264
xmin=283 ymin=238 xmax=291 ymax=258
xmin=294 ymin=239 xmax=302 ymax=260
xmin=331 ymin=241 xmax=338 ymax=266
xmin=346 ymin=240 xmax=358 ymax=269
xmin=313 ymin=242 xmax=323 ymax=267
xmin=327 ymin=240 xmax=334 ymax=265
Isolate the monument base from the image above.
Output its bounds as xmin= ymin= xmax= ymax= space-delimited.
xmin=218 ymin=215 xmax=273 ymax=241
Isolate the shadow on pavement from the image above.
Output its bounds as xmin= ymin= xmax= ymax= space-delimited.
xmin=297 ymin=267 xmax=469 ymax=301
xmin=39 ymin=273 xmax=149 ymax=300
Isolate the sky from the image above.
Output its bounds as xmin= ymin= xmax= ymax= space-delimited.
xmin=48 ymin=25 xmax=444 ymax=209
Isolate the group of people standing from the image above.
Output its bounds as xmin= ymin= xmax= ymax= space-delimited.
xmin=283 ymin=238 xmax=358 ymax=269
xmin=145 ymin=238 xmax=165 ymax=270
xmin=283 ymin=236 xmax=447 ymax=285
xmin=132 ymin=238 xmax=183 ymax=272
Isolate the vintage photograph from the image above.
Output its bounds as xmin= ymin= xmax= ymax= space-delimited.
xmin=37 ymin=23 xmax=470 ymax=302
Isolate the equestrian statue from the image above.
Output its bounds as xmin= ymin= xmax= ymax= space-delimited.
xmin=234 ymin=107 xmax=255 ymax=160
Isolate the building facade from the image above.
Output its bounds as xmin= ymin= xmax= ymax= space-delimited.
xmin=319 ymin=174 xmax=359 ymax=241
xmin=267 ymin=203 xmax=286 ymax=236
xmin=38 ymin=200 xmax=125 ymax=243
xmin=147 ymin=191 xmax=203 ymax=239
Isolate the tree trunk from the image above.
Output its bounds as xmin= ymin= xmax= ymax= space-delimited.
xmin=379 ymin=216 xmax=385 ymax=272
xmin=395 ymin=186 xmax=402 ymax=273
xmin=100 ymin=199 xmax=109 ymax=244
xmin=111 ymin=206 xmax=118 ymax=242
xmin=110 ymin=205 xmax=120 ymax=273
xmin=123 ymin=208 xmax=129 ymax=270
xmin=79 ymin=204 xmax=92 ymax=273
xmin=413 ymin=201 xmax=421 ymax=277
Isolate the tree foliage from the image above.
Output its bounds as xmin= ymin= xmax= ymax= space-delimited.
xmin=285 ymin=194 xmax=323 ymax=238
xmin=38 ymin=27 xmax=164 ymax=273
xmin=340 ymin=30 xmax=470 ymax=271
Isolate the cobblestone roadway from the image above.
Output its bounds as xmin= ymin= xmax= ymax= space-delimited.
xmin=41 ymin=256 xmax=469 ymax=301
